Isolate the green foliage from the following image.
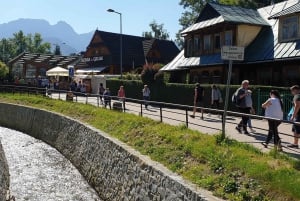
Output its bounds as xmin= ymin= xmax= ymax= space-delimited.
xmin=0 ymin=61 xmax=9 ymax=79
xmin=140 ymin=63 xmax=163 ymax=85
xmin=0 ymin=31 xmax=51 ymax=63
xmin=142 ymin=20 xmax=170 ymax=40
xmin=0 ymin=94 xmax=300 ymax=200
xmin=53 ymin=45 xmax=62 ymax=55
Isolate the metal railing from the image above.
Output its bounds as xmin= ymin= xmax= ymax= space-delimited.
xmin=0 ymin=85 xmax=299 ymax=148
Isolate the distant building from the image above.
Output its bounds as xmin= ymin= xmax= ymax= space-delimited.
xmin=76 ymin=30 xmax=180 ymax=74
xmin=161 ymin=0 xmax=300 ymax=86
xmin=8 ymin=52 xmax=79 ymax=83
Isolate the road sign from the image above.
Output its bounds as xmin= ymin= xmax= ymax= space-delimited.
xmin=68 ymin=65 xmax=74 ymax=77
xmin=221 ymin=46 xmax=244 ymax=61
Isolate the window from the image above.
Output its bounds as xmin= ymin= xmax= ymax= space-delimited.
xmin=281 ymin=16 xmax=299 ymax=41
xmin=11 ymin=63 xmax=23 ymax=78
xmin=204 ymin=35 xmax=211 ymax=51
xmin=193 ymin=35 xmax=201 ymax=55
xmin=214 ymin=34 xmax=221 ymax=49
xmin=26 ymin=64 xmax=36 ymax=78
xmin=186 ymin=38 xmax=193 ymax=57
xmin=225 ymin=31 xmax=233 ymax=46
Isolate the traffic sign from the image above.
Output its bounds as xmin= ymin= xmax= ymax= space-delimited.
xmin=221 ymin=46 xmax=244 ymax=61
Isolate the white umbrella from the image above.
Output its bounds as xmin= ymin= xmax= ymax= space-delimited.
xmin=46 ymin=66 xmax=69 ymax=77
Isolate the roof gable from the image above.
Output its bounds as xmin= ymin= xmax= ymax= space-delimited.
xmin=182 ymin=2 xmax=269 ymax=35
xmin=269 ymin=2 xmax=300 ymax=19
xmin=196 ymin=4 xmax=221 ymax=22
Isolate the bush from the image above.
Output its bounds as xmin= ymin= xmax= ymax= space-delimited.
xmin=106 ymin=79 xmax=292 ymax=114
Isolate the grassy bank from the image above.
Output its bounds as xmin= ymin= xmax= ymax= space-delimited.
xmin=0 ymin=94 xmax=300 ymax=201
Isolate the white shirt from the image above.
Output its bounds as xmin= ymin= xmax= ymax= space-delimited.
xmin=265 ymin=98 xmax=283 ymax=120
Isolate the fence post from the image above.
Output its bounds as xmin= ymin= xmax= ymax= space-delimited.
xmin=123 ymin=99 xmax=126 ymax=112
xmin=97 ymin=95 xmax=100 ymax=107
xmin=58 ymin=91 xmax=61 ymax=100
xmin=140 ymin=103 xmax=143 ymax=116
xmin=86 ymin=94 xmax=88 ymax=104
xmin=160 ymin=105 xmax=163 ymax=122
xmin=257 ymin=88 xmax=261 ymax=116
xmin=185 ymin=108 xmax=189 ymax=128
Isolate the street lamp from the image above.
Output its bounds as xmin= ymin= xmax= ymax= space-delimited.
xmin=107 ymin=8 xmax=123 ymax=78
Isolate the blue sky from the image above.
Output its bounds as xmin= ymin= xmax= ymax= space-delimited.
xmin=1 ymin=0 xmax=184 ymax=39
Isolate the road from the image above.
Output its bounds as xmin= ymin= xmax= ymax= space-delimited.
xmin=50 ymin=93 xmax=300 ymax=159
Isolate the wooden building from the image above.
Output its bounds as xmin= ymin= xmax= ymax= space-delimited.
xmin=8 ymin=52 xmax=79 ymax=84
xmin=161 ymin=0 xmax=300 ymax=86
xmin=76 ymin=30 xmax=180 ymax=74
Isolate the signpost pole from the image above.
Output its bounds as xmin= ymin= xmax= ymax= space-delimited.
xmin=221 ymin=46 xmax=244 ymax=139
xmin=222 ymin=59 xmax=233 ymax=139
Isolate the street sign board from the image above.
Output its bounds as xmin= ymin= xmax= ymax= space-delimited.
xmin=68 ymin=65 xmax=74 ymax=77
xmin=221 ymin=46 xmax=244 ymax=61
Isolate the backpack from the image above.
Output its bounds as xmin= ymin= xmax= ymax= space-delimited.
xmin=232 ymin=90 xmax=241 ymax=106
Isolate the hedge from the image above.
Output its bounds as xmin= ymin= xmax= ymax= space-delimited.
xmin=106 ymin=79 xmax=292 ymax=114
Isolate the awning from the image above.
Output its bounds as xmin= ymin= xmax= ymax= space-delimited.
xmin=76 ymin=67 xmax=106 ymax=74
xmin=46 ymin=66 xmax=69 ymax=77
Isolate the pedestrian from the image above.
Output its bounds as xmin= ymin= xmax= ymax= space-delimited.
xmin=118 ymin=85 xmax=125 ymax=100
xmin=288 ymin=85 xmax=300 ymax=148
xmin=118 ymin=85 xmax=126 ymax=110
xmin=209 ymin=84 xmax=222 ymax=117
xmin=142 ymin=85 xmax=150 ymax=109
xmin=190 ymin=83 xmax=205 ymax=120
xmin=261 ymin=90 xmax=284 ymax=151
xmin=103 ymin=88 xmax=111 ymax=109
xmin=234 ymin=80 xmax=252 ymax=135
xmin=99 ymin=83 xmax=105 ymax=104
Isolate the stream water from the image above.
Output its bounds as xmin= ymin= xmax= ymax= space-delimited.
xmin=0 ymin=127 xmax=101 ymax=201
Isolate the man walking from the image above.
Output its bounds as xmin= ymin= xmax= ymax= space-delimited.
xmin=288 ymin=85 xmax=300 ymax=148
xmin=190 ymin=83 xmax=205 ymax=120
xmin=235 ymin=80 xmax=252 ymax=135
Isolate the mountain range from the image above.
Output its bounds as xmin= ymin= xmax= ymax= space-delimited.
xmin=0 ymin=19 xmax=94 ymax=55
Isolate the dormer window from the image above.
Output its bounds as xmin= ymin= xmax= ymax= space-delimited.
xmin=280 ymin=16 xmax=299 ymax=42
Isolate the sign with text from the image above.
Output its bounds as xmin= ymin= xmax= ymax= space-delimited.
xmin=81 ymin=56 xmax=104 ymax=62
xmin=221 ymin=46 xmax=244 ymax=61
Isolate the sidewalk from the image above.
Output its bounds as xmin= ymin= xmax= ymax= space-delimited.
xmin=51 ymin=93 xmax=300 ymax=159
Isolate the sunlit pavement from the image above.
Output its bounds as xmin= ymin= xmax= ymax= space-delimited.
xmin=50 ymin=93 xmax=300 ymax=159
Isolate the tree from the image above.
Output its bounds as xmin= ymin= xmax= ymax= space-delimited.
xmin=53 ymin=45 xmax=62 ymax=55
xmin=0 ymin=61 xmax=9 ymax=79
xmin=176 ymin=0 xmax=286 ymax=48
xmin=0 ymin=31 xmax=51 ymax=63
xmin=142 ymin=20 xmax=170 ymax=40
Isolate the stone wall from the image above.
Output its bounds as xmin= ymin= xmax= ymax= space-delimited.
xmin=0 ymin=141 xmax=9 ymax=201
xmin=0 ymin=103 xmax=221 ymax=201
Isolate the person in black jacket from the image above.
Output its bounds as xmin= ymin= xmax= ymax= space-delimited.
xmin=235 ymin=80 xmax=252 ymax=135
xmin=190 ymin=83 xmax=205 ymax=120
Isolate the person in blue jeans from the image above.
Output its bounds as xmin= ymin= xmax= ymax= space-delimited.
xmin=103 ymin=88 xmax=111 ymax=109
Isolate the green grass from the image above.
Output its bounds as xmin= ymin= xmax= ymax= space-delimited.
xmin=1 ymin=93 xmax=300 ymax=201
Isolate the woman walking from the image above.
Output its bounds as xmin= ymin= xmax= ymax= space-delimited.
xmin=261 ymin=90 xmax=284 ymax=151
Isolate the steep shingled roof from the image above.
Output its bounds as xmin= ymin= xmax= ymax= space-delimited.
xmin=81 ymin=30 xmax=179 ymax=67
xmin=182 ymin=3 xmax=269 ymax=34
xmin=269 ymin=1 xmax=300 ymax=19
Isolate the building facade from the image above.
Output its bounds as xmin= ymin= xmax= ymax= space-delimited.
xmin=161 ymin=0 xmax=300 ymax=86
xmin=8 ymin=52 xmax=79 ymax=84
xmin=76 ymin=30 xmax=180 ymax=74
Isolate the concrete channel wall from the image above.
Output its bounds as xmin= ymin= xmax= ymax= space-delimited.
xmin=0 ymin=141 xmax=9 ymax=201
xmin=0 ymin=103 xmax=221 ymax=201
